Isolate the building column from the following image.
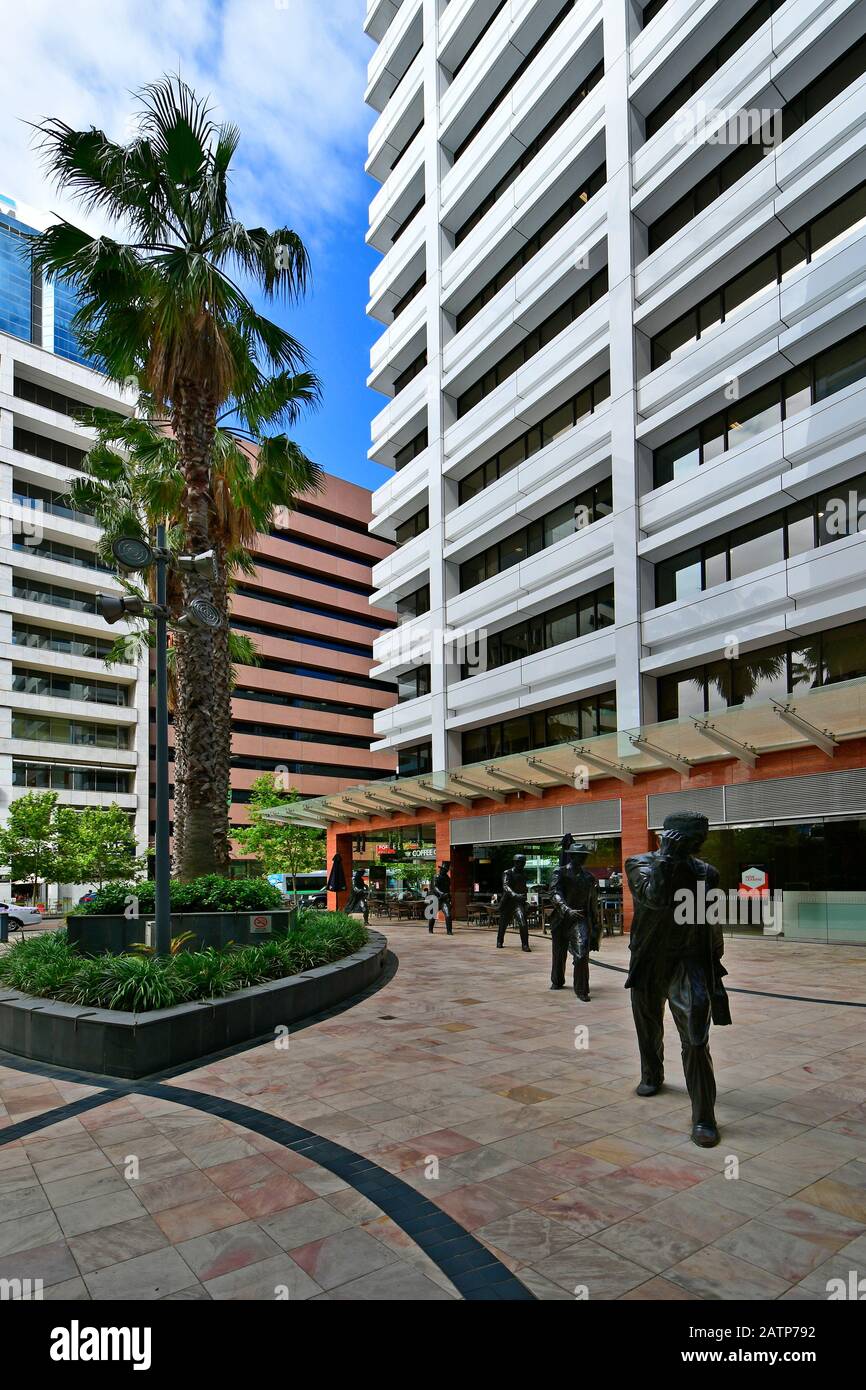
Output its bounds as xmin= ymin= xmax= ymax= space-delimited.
xmin=326 ymin=828 xmax=353 ymax=913
xmin=450 ymin=844 xmax=472 ymax=923
xmin=619 ymin=798 xmax=654 ymax=933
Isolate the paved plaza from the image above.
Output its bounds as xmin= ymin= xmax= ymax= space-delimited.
xmin=2 ymin=923 xmax=866 ymax=1301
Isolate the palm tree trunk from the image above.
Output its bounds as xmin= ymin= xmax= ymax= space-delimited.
xmin=171 ymin=384 xmax=230 ymax=879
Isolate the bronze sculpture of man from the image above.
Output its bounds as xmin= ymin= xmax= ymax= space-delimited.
xmin=496 ymin=853 xmax=531 ymax=951
xmin=430 ymin=861 xmax=454 ymax=934
xmin=549 ymin=845 xmax=600 ymax=1000
xmin=345 ymin=866 xmax=369 ymax=925
xmin=625 ymin=810 xmax=731 ymax=1148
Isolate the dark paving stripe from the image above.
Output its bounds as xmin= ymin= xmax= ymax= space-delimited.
xmin=590 ymin=956 xmax=866 ymax=1007
xmin=148 ymin=1082 xmax=534 ymax=1301
xmin=0 ymin=1090 xmax=122 ymax=1145
xmin=0 ymin=949 xmax=399 ymax=1091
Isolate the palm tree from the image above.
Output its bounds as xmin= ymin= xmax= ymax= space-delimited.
xmin=67 ymin=400 xmax=322 ymax=874
xmin=30 ymin=76 xmax=321 ymax=876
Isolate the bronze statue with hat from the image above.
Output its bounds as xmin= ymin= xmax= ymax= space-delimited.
xmin=625 ymin=810 xmax=731 ymax=1148
xmin=496 ymin=853 xmax=531 ymax=951
xmin=548 ymin=843 xmax=600 ymax=1000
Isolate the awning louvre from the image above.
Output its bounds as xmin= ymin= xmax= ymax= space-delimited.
xmin=262 ymin=675 xmax=866 ymax=826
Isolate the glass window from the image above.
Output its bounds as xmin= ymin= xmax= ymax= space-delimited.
xmin=578 ymin=698 xmax=601 ymax=738
xmin=732 ymin=644 xmax=788 ymax=705
xmin=786 ymin=499 xmax=816 ymax=556
xmin=498 ymin=531 xmax=527 ymax=571
xmin=815 ymin=185 xmax=866 ymax=258
xmin=526 ymin=518 xmax=544 ymax=554
xmin=546 ymin=704 xmax=579 ymax=745
xmin=780 ymin=233 xmax=808 ymax=278
xmin=656 ymin=550 xmax=700 ymax=605
xmin=542 ymin=401 xmax=573 ymax=446
xmin=703 ymin=537 xmax=728 ymax=590
xmin=700 ymin=414 xmax=726 ymax=463
xmin=814 ymin=331 xmax=866 ymax=401
xmin=783 ymin=366 xmax=812 ymax=419
xmin=498 ymin=437 xmax=525 ymax=474
xmin=596 ymin=584 xmax=615 ymax=628
xmin=704 ymin=660 xmax=731 ymax=712
xmin=460 ymin=553 xmax=487 ymax=589
xmin=652 ymin=312 xmax=695 ymax=367
xmin=822 ymin=620 xmax=866 ymax=684
xmin=464 ymin=728 xmax=492 ymax=761
xmin=597 ymin=692 xmax=617 ymax=734
xmin=789 ymin=639 xmax=822 ymax=692
xmin=727 ymin=383 xmax=782 ymax=444
xmin=655 ymin=429 xmax=700 ymax=486
xmin=724 ymin=254 xmax=777 ymax=317
xmin=502 ymin=716 xmax=531 ymax=754
xmin=728 ymin=515 xmax=784 ymax=579
xmin=698 ymin=293 xmax=723 ymax=335
xmin=546 ymin=605 xmax=578 ymax=648
xmin=544 ymin=500 xmax=576 ymax=547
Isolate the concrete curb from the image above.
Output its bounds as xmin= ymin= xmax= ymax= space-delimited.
xmin=0 ymin=931 xmax=388 ymax=1080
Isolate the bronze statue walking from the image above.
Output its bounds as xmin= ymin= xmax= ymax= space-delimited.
xmin=496 ymin=853 xmax=531 ymax=951
xmin=625 ymin=810 xmax=731 ymax=1148
xmin=549 ymin=845 xmax=600 ymax=1000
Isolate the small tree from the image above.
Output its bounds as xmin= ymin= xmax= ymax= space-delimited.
xmin=0 ymin=792 xmax=62 ymax=904
xmin=233 ymin=774 xmax=324 ymax=901
xmin=69 ymin=806 xmax=145 ymax=888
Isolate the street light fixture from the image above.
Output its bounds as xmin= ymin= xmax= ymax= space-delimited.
xmin=96 ymin=593 xmax=148 ymax=625
xmin=103 ymin=531 xmax=221 ymax=955
xmin=111 ymin=536 xmax=155 ymax=573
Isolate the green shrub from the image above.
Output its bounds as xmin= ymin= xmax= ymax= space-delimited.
xmin=0 ymin=911 xmax=368 ymax=1012
xmin=70 ymin=874 xmax=285 ymax=917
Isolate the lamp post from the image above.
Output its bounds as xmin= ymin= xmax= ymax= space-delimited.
xmin=153 ymin=524 xmax=171 ymax=957
xmin=97 ymin=535 xmax=219 ymax=956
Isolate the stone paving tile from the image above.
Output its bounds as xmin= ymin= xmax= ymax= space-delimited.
xmin=83 ymin=1247 xmax=200 ymax=1301
xmin=664 ymin=1248 xmax=791 ymax=1300
xmin=67 ymin=1216 xmax=169 ymax=1273
xmin=260 ymin=1198 xmax=354 ymax=1249
xmin=2 ymin=928 xmax=866 ymax=1300
xmin=287 ymin=1227 xmax=397 ymax=1290
xmin=530 ymin=1237 xmax=652 ymax=1297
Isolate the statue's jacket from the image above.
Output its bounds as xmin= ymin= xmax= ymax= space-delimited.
xmin=624 ymin=851 xmax=731 ymax=1025
xmin=548 ymin=865 xmax=601 ymax=955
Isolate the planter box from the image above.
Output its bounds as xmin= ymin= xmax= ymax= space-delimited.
xmin=67 ymin=908 xmax=297 ymax=956
xmin=0 ymin=931 xmax=388 ymax=1080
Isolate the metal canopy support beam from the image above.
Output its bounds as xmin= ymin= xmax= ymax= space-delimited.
xmin=417 ymin=782 xmax=473 ymax=810
xmin=771 ymin=700 xmax=838 ymax=757
xmin=364 ymin=793 xmax=425 ymax=816
xmin=387 ymin=786 xmax=451 ymax=811
xmin=449 ymin=774 xmax=507 ymax=803
xmin=691 ymin=719 xmax=757 ymax=768
xmin=572 ymin=745 xmax=635 ymax=786
xmin=525 ymin=757 xmax=575 ymax=786
xmin=485 ymin=766 xmax=544 ymax=798
xmin=629 ymin=736 xmax=694 ymax=776
xmin=333 ymin=797 xmax=388 ymax=819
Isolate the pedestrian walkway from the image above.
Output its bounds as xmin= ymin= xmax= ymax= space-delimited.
xmin=1 ymin=923 xmax=865 ymax=1300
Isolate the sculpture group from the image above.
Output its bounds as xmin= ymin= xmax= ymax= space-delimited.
xmin=332 ymin=807 xmax=730 ymax=1148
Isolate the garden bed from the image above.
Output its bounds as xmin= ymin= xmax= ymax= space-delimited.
xmin=0 ymin=913 xmax=387 ymax=1079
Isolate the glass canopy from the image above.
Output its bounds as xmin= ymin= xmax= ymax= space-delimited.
xmin=265 ymin=674 xmax=866 ymax=827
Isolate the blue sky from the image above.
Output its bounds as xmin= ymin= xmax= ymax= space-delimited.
xmin=1 ymin=0 xmax=390 ymax=493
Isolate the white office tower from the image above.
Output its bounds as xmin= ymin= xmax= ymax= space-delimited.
xmin=363 ymin=0 xmax=866 ymax=772
xmin=0 ymin=193 xmax=147 ymax=905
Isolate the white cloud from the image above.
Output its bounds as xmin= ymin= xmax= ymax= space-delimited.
xmin=0 ymin=0 xmax=373 ymax=239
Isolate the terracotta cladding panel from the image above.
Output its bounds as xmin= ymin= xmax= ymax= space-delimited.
xmin=231 ymin=733 xmax=394 ymax=771
xmin=248 ymin=565 xmax=384 ymax=621
xmin=252 ymin=535 xmax=374 ymax=589
xmin=230 ymin=700 xmax=376 ymax=738
xmin=232 ymin=671 xmax=395 ymax=717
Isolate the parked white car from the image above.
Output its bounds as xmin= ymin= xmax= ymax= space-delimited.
xmin=0 ymin=903 xmax=43 ymax=928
